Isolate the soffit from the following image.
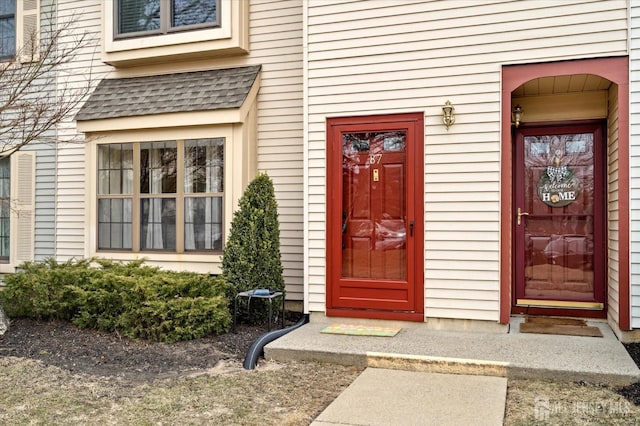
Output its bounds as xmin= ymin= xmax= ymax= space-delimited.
xmin=75 ymin=65 xmax=261 ymax=122
xmin=511 ymin=74 xmax=612 ymax=97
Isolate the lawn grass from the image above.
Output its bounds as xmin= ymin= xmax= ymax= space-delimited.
xmin=0 ymin=357 xmax=361 ymax=425
xmin=1 ymin=356 xmax=639 ymax=425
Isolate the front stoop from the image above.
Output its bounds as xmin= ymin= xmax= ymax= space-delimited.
xmin=265 ymin=320 xmax=640 ymax=386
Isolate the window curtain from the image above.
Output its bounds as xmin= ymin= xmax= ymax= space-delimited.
xmin=184 ymin=140 xmax=220 ymax=250
xmin=145 ymin=148 xmax=163 ymax=249
xmin=204 ymin=144 xmax=215 ymax=249
xmin=184 ymin=144 xmax=197 ymax=250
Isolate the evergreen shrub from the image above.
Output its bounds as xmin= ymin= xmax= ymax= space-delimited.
xmin=222 ymin=173 xmax=285 ymax=323
xmin=0 ymin=258 xmax=231 ymax=342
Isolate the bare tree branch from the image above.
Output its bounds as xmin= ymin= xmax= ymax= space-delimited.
xmin=0 ymin=12 xmax=97 ymax=157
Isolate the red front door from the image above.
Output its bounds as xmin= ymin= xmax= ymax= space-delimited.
xmin=327 ymin=113 xmax=424 ymax=321
xmin=513 ymin=123 xmax=606 ymax=313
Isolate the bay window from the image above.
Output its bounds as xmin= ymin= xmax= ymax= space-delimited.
xmin=97 ymin=138 xmax=224 ymax=253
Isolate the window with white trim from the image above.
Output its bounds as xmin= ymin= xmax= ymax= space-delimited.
xmin=97 ymin=138 xmax=224 ymax=253
xmin=116 ymin=0 xmax=219 ymax=38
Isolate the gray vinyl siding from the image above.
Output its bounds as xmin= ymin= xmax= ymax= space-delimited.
xmin=29 ymin=1 xmax=56 ymax=260
xmin=28 ymin=141 xmax=56 ymax=261
xmin=8 ymin=0 xmax=57 ymax=262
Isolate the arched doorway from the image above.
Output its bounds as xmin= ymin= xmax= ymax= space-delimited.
xmin=500 ymin=57 xmax=630 ymax=328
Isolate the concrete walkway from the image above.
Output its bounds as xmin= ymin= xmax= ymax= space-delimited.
xmin=311 ymin=369 xmax=507 ymax=426
xmin=264 ymin=317 xmax=640 ymax=425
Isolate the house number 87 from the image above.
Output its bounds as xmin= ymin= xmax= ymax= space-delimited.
xmin=368 ymin=154 xmax=382 ymax=164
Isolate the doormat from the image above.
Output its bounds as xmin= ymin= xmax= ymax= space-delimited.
xmin=519 ymin=316 xmax=603 ymax=338
xmin=320 ymin=323 xmax=401 ymax=337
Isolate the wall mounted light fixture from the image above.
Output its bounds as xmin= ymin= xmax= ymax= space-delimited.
xmin=442 ymin=100 xmax=455 ymax=130
xmin=512 ymin=104 xmax=523 ymax=128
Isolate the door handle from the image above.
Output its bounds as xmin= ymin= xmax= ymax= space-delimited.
xmin=517 ymin=207 xmax=529 ymax=225
xmin=409 ymin=220 xmax=414 ymax=237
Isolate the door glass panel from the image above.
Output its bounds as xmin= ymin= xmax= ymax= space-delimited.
xmin=341 ymin=131 xmax=407 ymax=280
xmin=523 ymin=133 xmax=594 ymax=300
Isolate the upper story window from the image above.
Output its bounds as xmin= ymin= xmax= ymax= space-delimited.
xmin=116 ymin=0 xmax=219 ymax=38
xmin=0 ymin=0 xmax=16 ymax=59
xmin=103 ymin=0 xmax=247 ymax=66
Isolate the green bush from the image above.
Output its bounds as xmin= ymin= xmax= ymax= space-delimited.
xmin=71 ymin=272 xmax=138 ymax=331
xmin=118 ymin=296 xmax=229 ymax=342
xmin=0 ymin=258 xmax=231 ymax=342
xmin=1 ymin=258 xmax=98 ymax=320
xmin=222 ymin=173 xmax=284 ymax=323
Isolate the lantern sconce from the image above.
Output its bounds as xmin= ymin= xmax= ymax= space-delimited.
xmin=442 ymin=100 xmax=455 ymax=130
xmin=512 ymin=104 xmax=523 ymax=128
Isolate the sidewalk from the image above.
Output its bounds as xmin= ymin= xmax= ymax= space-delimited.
xmin=311 ymin=368 xmax=507 ymax=426
xmin=264 ymin=317 xmax=640 ymax=425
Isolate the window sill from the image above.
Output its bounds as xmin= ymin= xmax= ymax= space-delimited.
xmin=93 ymin=251 xmax=223 ymax=275
xmin=0 ymin=263 xmax=17 ymax=274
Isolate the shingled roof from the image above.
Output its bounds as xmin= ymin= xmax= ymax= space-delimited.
xmin=75 ymin=65 xmax=261 ymax=121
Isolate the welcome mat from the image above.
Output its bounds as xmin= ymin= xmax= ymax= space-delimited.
xmin=519 ymin=316 xmax=603 ymax=338
xmin=320 ymin=323 xmax=401 ymax=337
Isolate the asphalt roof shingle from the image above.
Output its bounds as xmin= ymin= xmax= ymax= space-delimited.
xmin=75 ymin=65 xmax=261 ymax=121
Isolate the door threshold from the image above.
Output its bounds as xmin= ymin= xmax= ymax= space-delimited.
xmin=516 ymin=299 xmax=603 ymax=310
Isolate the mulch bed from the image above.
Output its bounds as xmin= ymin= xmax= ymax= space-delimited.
xmin=619 ymin=343 xmax=640 ymax=406
xmin=0 ymin=318 xmax=266 ymax=381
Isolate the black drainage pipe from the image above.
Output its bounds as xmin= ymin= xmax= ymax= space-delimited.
xmin=243 ymin=313 xmax=309 ymax=370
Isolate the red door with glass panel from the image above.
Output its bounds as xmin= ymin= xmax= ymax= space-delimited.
xmin=514 ymin=123 xmax=605 ymax=313
xmin=327 ymin=114 xmax=424 ymax=320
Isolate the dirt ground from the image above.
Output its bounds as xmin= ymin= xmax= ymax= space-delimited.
xmin=0 ymin=318 xmax=265 ymax=381
xmin=0 ymin=318 xmax=364 ymax=425
xmin=3 ymin=319 xmax=640 ymax=424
